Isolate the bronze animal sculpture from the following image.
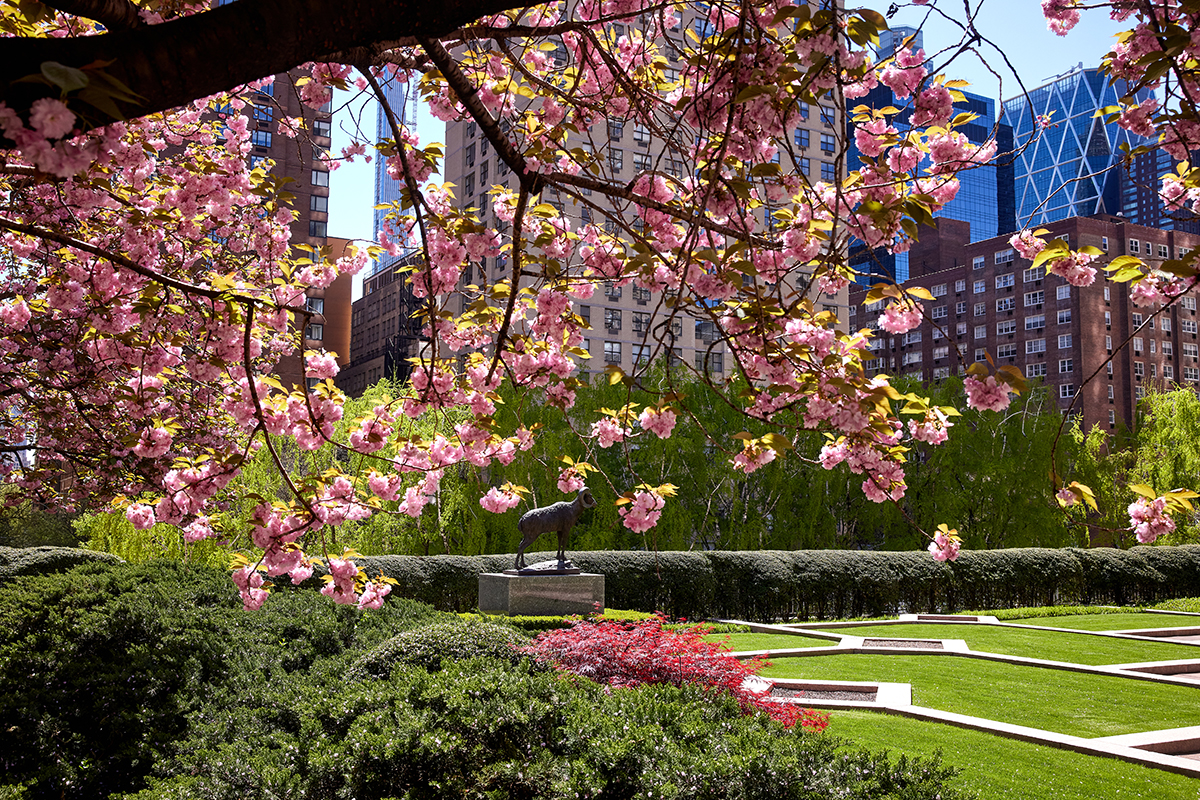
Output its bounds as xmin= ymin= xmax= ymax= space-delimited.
xmin=513 ymin=487 xmax=596 ymax=570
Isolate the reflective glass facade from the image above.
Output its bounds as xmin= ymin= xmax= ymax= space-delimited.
xmin=1003 ymin=67 xmax=1151 ymax=226
xmin=369 ymin=76 xmax=416 ymax=278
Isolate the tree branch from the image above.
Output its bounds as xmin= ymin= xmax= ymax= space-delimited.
xmin=1 ymin=0 xmax=529 ymax=133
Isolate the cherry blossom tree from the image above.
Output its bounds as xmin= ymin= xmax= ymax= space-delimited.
xmin=2 ymin=0 xmax=1198 ymax=609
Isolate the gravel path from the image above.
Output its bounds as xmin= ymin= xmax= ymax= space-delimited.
xmin=863 ymin=638 xmax=943 ymax=649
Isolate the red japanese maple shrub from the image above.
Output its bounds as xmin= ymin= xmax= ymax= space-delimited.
xmin=520 ymin=616 xmax=828 ymax=731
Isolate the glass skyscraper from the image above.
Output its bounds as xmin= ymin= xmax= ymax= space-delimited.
xmin=849 ymin=28 xmax=1015 ymax=284
xmin=1003 ymin=65 xmax=1151 ymax=226
xmin=369 ymin=74 xmax=416 ymax=279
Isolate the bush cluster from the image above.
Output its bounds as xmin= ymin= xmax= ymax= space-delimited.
xmin=0 ymin=558 xmax=973 ymax=800
xmin=0 ymin=545 xmax=120 ymax=578
xmin=352 ymin=546 xmax=1200 ymax=621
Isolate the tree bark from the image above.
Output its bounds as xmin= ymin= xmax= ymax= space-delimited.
xmin=2 ymin=0 xmax=525 ymax=131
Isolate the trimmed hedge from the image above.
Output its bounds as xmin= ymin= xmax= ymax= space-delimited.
xmin=362 ymin=546 xmax=1200 ymax=621
xmin=0 ymin=545 xmax=121 ymax=578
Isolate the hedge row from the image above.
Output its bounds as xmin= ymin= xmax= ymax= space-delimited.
xmin=354 ymin=546 xmax=1200 ymax=621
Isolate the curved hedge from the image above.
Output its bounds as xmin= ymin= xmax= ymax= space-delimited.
xmin=0 ymin=545 xmax=121 ymax=578
xmin=362 ymin=546 xmax=1200 ymax=621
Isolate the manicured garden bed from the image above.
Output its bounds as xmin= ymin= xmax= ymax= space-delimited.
xmin=825 ymin=622 xmax=1200 ymax=664
xmin=1011 ymin=611 xmax=1200 ymax=631
xmin=829 ymin=710 xmax=1200 ymax=800
xmin=702 ymin=631 xmax=835 ymax=651
xmin=761 ymin=653 xmax=1200 ymax=737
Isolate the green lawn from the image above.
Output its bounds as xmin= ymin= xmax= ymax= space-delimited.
xmin=826 ymin=710 xmax=1200 ymax=800
xmin=825 ymin=623 xmax=1200 ymax=665
xmin=762 ymin=653 xmax=1200 ymax=737
xmin=1012 ymin=612 xmax=1200 ymax=632
xmin=702 ymin=631 xmax=834 ymax=651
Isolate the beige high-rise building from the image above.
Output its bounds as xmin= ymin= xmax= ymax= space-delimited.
xmin=440 ymin=8 xmax=849 ymax=384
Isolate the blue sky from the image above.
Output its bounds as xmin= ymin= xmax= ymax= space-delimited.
xmin=325 ymin=3 xmax=1128 ymax=297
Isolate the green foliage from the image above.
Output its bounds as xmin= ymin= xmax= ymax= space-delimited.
xmin=0 ymin=488 xmax=80 ymax=548
xmin=0 ymin=560 xmax=446 ymax=799
xmin=471 ymin=607 xmax=659 ymax=633
xmin=1152 ymin=596 xmax=1200 ymax=613
xmin=130 ymin=658 xmax=969 ymax=800
xmin=967 ymin=605 xmax=1142 ymax=620
xmin=0 ymin=544 xmax=120 ymax=577
xmin=344 ymin=546 xmax=1200 ymax=621
xmin=345 ymin=619 xmax=530 ymax=679
xmin=74 ymin=511 xmax=229 ymax=568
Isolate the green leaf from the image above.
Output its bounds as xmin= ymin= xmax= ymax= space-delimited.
xmin=41 ymin=61 xmax=88 ymax=93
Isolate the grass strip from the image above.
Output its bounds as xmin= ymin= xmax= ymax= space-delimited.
xmin=702 ymin=631 xmax=834 ymax=651
xmin=762 ymin=652 xmax=1200 ymax=738
xmin=1017 ymin=612 xmax=1200 ymax=631
xmin=826 ymin=709 xmax=1200 ymax=800
xmin=826 ymin=622 xmax=1200 ymax=665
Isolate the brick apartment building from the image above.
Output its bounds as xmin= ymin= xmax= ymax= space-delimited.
xmin=438 ymin=8 xmax=849 ymax=385
xmin=850 ymin=215 xmax=1200 ymax=431
xmin=336 ymin=251 xmax=425 ymax=397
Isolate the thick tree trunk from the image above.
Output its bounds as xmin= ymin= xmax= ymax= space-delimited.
xmin=2 ymin=0 xmax=522 ymax=132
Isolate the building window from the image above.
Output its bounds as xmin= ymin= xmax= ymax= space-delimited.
xmin=933 ymin=345 xmax=949 ymax=360
xmin=608 ymin=117 xmax=624 ymax=140
xmin=1025 ymin=314 xmax=1045 ymax=330
xmin=1101 ymin=236 xmax=1109 ymax=251
xmin=1059 ymin=384 xmax=1075 ymax=399
xmin=794 ymin=128 xmax=809 ymax=149
xmin=1022 ymin=267 xmax=1041 ymax=283
xmin=604 ymin=308 xmax=622 ymax=330
xmin=632 ymin=311 xmax=651 ymax=333
xmin=997 ymin=344 xmax=1017 ymax=358
xmin=632 ymin=344 xmax=650 ymax=364
xmin=996 ymin=297 xmax=1015 ymax=312
xmin=250 ymin=129 xmax=272 ymax=148
xmin=932 ymin=305 xmax=947 ymax=320
xmin=1187 ymin=366 xmax=1200 ymax=381
xmin=956 ymin=322 xmax=968 ymax=336
xmin=311 ymin=169 xmax=329 ymax=187
xmin=604 ymin=281 xmax=622 ymax=300
xmin=931 ymin=283 xmax=947 ymax=297
xmin=696 ymin=351 xmax=724 ymax=372
xmin=1027 ymin=362 xmax=1046 ymax=377
xmin=1058 ymin=334 xmax=1072 ymax=349
xmin=1059 ymin=359 xmax=1073 ymax=374
xmin=604 ymin=341 xmax=622 ymax=363
xmin=1024 ymin=291 xmax=1044 ymax=307
xmin=996 ymin=273 xmax=1015 ymax=289
xmin=313 ymin=117 xmax=331 ymax=138
xmin=974 ymin=302 xmax=986 ymax=316
xmin=633 ymin=152 xmax=652 ymax=172
xmin=1108 ymin=361 xmax=1114 ymax=376
xmin=995 ymin=249 xmax=1015 ymax=265
xmin=798 ymin=157 xmax=810 ymax=176
xmin=306 ymin=297 xmax=324 ymax=315
xmin=820 ymin=162 xmax=837 ymax=181
xmin=904 ymin=331 xmax=922 ymax=345
xmin=974 ymin=325 xmax=987 ymax=339
xmin=1165 ymin=364 xmax=1175 ymax=379
xmin=1026 ymin=338 xmax=1046 ymax=354
xmin=820 ymin=133 xmax=835 ymax=154
xmin=955 ymin=279 xmax=966 ymax=293
xmin=1130 ymin=239 xmax=1140 ymax=254
xmin=306 ymin=323 xmax=324 ymax=340
xmin=608 ymin=148 xmax=623 ymax=171
xmin=1056 ymin=285 xmax=1070 ymax=300
xmin=1109 ymin=410 xmax=1117 ymax=426
xmin=1057 ymin=309 xmax=1072 ymax=325
xmin=1134 ymin=361 xmax=1145 ymax=377
xmin=310 ymin=194 xmax=328 ymax=213
xmin=1159 ymin=244 xmax=1170 ymax=258
xmin=1164 ymin=341 xmax=1174 ymax=356
xmin=997 ymin=320 xmax=1016 ymax=335
xmin=1106 ymin=335 xmax=1112 ymax=352
xmin=308 ymin=220 xmax=327 ymax=237
xmin=633 ymin=123 xmax=650 ymax=145
xmin=975 ymin=348 xmax=987 ymax=362
xmin=1183 ymin=297 xmax=1198 ymax=311
xmin=956 ymin=301 xmax=967 ymax=315
xmin=1162 ymin=317 xmax=1172 ymax=332
xmin=973 ymin=256 xmax=985 ymax=270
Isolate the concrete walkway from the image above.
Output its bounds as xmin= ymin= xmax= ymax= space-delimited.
xmin=715 ymin=615 xmax=1200 ymax=779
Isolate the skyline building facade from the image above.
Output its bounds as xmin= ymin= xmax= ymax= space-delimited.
xmin=1003 ymin=64 xmax=1152 ymax=226
xmin=849 ymin=27 xmax=1015 ymax=284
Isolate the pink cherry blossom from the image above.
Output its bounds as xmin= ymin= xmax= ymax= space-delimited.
xmin=480 ymin=486 xmax=521 ymax=513
xmin=964 ymin=376 xmax=1011 ymax=413
xmin=928 ymin=531 xmax=961 ymax=562
xmin=618 ymin=490 xmax=665 ymax=533
xmin=878 ymin=301 xmax=923 ymax=334
xmin=638 ymin=407 xmax=677 ymax=439
xmin=1128 ymin=496 xmax=1175 ymax=544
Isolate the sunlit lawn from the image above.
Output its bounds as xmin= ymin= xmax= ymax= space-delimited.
xmin=762 ymin=653 xmax=1200 ymax=737
xmin=701 ymin=631 xmax=834 ymax=651
xmin=1013 ymin=612 xmax=1200 ymax=631
xmin=826 ymin=710 xmax=1200 ymax=800
xmin=823 ymin=623 xmax=1200 ymax=665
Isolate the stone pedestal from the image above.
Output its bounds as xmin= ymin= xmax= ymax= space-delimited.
xmin=478 ymin=572 xmax=605 ymax=616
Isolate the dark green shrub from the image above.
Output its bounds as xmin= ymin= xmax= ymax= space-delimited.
xmin=0 ymin=560 xmax=449 ymax=799
xmin=346 ymin=619 xmax=530 ymax=679
xmin=129 ymin=659 xmax=970 ymax=800
xmin=0 ymin=545 xmax=120 ymax=578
